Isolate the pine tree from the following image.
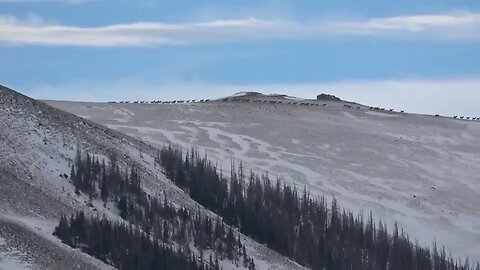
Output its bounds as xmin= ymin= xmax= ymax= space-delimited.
xmin=70 ymin=164 xmax=80 ymax=195
xmin=248 ymin=258 xmax=256 ymax=270
xmin=100 ymin=161 xmax=108 ymax=205
xmin=243 ymin=246 xmax=248 ymax=268
xmin=57 ymin=144 xmax=478 ymax=270
xmin=163 ymin=219 xmax=169 ymax=243
xmin=226 ymin=227 xmax=235 ymax=260
xmin=118 ymin=196 xmax=128 ymax=219
xmin=53 ymin=214 xmax=70 ymax=245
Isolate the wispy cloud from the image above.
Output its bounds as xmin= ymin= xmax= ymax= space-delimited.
xmin=1 ymin=12 xmax=479 ymax=47
xmin=332 ymin=13 xmax=480 ymax=39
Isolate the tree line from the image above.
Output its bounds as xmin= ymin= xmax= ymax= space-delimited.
xmin=54 ymin=212 xmax=208 ymax=270
xmin=55 ymin=148 xmax=256 ymax=269
xmin=158 ymin=145 xmax=480 ymax=270
xmin=70 ymin=147 xmax=141 ymax=202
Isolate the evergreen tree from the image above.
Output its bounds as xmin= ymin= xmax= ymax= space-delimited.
xmin=70 ymin=164 xmax=80 ymax=195
xmin=100 ymin=161 xmax=108 ymax=205
xmin=155 ymin=144 xmax=477 ymax=270
xmin=56 ymin=144 xmax=478 ymax=270
xmin=54 ymin=213 xmax=211 ymax=270
xmin=53 ymin=214 xmax=70 ymax=245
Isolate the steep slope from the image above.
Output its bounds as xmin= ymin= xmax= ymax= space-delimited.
xmin=0 ymin=85 xmax=304 ymax=270
xmin=47 ymin=95 xmax=480 ymax=262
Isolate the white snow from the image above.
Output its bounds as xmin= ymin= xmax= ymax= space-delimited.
xmin=284 ymin=96 xmax=305 ymax=101
xmin=0 ymin=87 xmax=305 ymax=270
xmin=0 ymin=237 xmax=33 ymax=270
xmin=46 ymin=98 xmax=480 ymax=262
xmin=233 ymin=92 xmax=249 ymax=97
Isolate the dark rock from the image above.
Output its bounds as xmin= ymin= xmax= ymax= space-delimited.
xmin=317 ymin=93 xmax=341 ymax=102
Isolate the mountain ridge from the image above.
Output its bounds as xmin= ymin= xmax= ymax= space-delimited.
xmin=46 ymin=92 xmax=480 ymax=262
xmin=0 ymin=85 xmax=305 ymax=270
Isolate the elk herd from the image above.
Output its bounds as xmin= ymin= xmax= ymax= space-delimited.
xmin=107 ymin=97 xmax=479 ymax=122
xmin=453 ymin=115 xmax=480 ymax=121
xmin=227 ymin=98 xmax=329 ymax=107
xmin=109 ymin=99 xmax=211 ymax=104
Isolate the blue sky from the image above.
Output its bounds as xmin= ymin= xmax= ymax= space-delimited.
xmin=1 ymin=0 xmax=480 ymax=115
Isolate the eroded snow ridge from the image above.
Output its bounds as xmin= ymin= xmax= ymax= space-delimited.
xmin=46 ymin=94 xmax=480 ymax=262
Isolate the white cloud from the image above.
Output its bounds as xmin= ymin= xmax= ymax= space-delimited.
xmin=0 ymin=12 xmax=480 ymax=47
xmin=24 ymin=77 xmax=480 ymax=117
xmin=331 ymin=13 xmax=480 ymax=39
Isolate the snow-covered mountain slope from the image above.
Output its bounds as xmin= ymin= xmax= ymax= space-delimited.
xmin=0 ymin=86 xmax=305 ymax=270
xmin=47 ymin=94 xmax=480 ymax=262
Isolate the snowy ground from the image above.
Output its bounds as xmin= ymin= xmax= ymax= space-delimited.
xmin=1 ymin=87 xmax=304 ymax=270
xmin=0 ymin=213 xmax=111 ymax=270
xmin=0 ymin=236 xmax=33 ymax=270
xmin=47 ymin=97 xmax=480 ymax=262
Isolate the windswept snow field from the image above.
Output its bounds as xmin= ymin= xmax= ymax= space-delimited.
xmin=48 ymin=97 xmax=480 ymax=261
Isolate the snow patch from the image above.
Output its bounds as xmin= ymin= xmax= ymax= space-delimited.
xmin=0 ymin=237 xmax=33 ymax=270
